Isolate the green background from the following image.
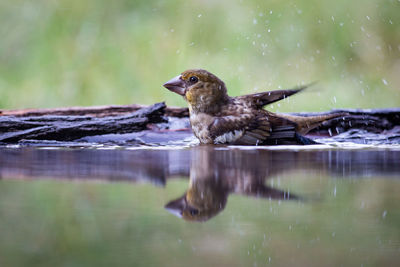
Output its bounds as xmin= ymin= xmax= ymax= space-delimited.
xmin=0 ymin=0 xmax=399 ymax=112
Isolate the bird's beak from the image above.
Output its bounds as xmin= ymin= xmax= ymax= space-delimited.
xmin=163 ymin=75 xmax=186 ymax=96
xmin=164 ymin=195 xmax=186 ymax=218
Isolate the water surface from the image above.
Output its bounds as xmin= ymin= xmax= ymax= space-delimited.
xmin=0 ymin=146 xmax=399 ymax=266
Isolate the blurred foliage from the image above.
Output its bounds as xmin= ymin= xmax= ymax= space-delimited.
xmin=0 ymin=0 xmax=399 ymax=111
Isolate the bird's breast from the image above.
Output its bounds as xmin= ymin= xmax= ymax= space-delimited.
xmin=189 ymin=112 xmax=215 ymax=144
xmin=189 ymin=112 xmax=245 ymax=144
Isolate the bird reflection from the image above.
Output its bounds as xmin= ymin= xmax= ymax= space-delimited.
xmin=165 ymin=146 xmax=299 ymax=222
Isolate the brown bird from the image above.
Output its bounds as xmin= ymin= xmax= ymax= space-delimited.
xmin=163 ymin=69 xmax=345 ymax=145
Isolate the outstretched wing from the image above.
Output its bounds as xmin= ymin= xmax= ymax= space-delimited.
xmin=236 ymin=83 xmax=313 ymax=108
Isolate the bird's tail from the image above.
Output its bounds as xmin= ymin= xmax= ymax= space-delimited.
xmin=277 ymin=112 xmax=348 ymax=135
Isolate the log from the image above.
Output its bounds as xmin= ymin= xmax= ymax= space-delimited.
xmin=0 ymin=102 xmax=166 ymax=143
xmin=295 ymin=108 xmax=400 ymax=135
xmin=0 ymin=103 xmax=189 ymax=118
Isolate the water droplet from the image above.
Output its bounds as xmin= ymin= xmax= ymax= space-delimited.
xmin=382 ymin=210 xmax=387 ymax=218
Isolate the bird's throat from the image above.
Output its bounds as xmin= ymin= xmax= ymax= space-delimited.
xmin=185 ymin=90 xmax=194 ymax=104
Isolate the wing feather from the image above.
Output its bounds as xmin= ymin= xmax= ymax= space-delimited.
xmin=208 ymin=106 xmax=308 ymax=145
xmin=208 ymin=113 xmax=272 ymax=145
xmin=236 ymin=83 xmax=313 ymax=108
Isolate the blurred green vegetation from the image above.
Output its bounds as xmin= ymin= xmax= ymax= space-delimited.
xmin=0 ymin=174 xmax=399 ymax=266
xmin=0 ymin=0 xmax=399 ymax=112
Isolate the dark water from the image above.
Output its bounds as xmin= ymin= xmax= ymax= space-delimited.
xmin=0 ymin=146 xmax=399 ymax=266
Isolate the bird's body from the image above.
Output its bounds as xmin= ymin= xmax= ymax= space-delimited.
xmin=163 ymin=69 xmax=345 ymax=145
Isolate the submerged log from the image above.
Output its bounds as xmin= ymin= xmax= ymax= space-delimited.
xmin=0 ymin=103 xmax=399 ymax=145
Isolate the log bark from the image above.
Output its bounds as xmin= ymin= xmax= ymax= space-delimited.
xmin=294 ymin=108 xmax=400 ymax=135
xmin=0 ymin=102 xmax=166 ymax=143
xmin=0 ymin=104 xmax=189 ymax=118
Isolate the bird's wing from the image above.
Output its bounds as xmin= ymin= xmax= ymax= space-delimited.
xmin=237 ymin=84 xmax=311 ymax=108
xmin=208 ymin=110 xmax=307 ymax=145
xmin=208 ymin=113 xmax=272 ymax=145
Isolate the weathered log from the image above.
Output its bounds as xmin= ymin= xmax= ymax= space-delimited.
xmin=0 ymin=103 xmax=189 ymax=118
xmin=0 ymin=102 xmax=166 ymax=143
xmin=296 ymin=108 xmax=400 ymax=135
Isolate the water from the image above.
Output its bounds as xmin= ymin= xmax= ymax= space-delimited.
xmin=0 ymin=146 xmax=400 ymax=266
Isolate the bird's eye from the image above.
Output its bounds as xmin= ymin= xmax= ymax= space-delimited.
xmin=190 ymin=209 xmax=199 ymax=216
xmin=189 ymin=76 xmax=198 ymax=83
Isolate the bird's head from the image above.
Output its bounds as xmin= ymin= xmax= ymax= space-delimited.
xmin=164 ymin=189 xmax=227 ymax=222
xmin=164 ymin=171 xmax=228 ymax=222
xmin=163 ymin=69 xmax=229 ymax=113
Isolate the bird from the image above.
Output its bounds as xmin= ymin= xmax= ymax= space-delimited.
xmin=163 ymin=69 xmax=346 ymax=145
